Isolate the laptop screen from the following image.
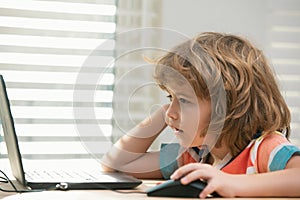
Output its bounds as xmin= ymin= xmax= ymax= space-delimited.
xmin=0 ymin=74 xmax=27 ymax=186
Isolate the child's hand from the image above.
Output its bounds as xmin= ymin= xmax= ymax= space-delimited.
xmin=170 ymin=163 xmax=238 ymax=198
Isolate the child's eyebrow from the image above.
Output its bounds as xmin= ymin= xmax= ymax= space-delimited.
xmin=176 ymin=93 xmax=195 ymax=100
xmin=162 ymin=84 xmax=196 ymax=99
xmin=169 ymin=91 xmax=195 ymax=100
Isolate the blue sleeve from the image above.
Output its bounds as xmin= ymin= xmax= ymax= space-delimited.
xmin=159 ymin=143 xmax=180 ymax=179
xmin=269 ymin=144 xmax=300 ymax=171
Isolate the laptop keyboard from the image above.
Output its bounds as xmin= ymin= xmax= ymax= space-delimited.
xmin=25 ymin=170 xmax=111 ymax=182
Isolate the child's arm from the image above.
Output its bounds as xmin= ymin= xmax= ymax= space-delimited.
xmin=101 ymin=105 xmax=168 ymax=178
xmin=170 ymin=155 xmax=300 ymax=198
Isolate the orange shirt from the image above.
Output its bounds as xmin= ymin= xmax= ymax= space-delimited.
xmin=160 ymin=132 xmax=300 ymax=179
xmin=223 ymin=132 xmax=300 ymax=174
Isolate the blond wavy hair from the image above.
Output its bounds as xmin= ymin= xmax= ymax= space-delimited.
xmin=154 ymin=32 xmax=291 ymax=157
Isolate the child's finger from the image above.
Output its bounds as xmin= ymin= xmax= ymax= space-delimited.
xmin=199 ymin=181 xmax=216 ymax=199
xmin=171 ymin=163 xmax=212 ymax=181
xmin=170 ymin=163 xmax=200 ymax=180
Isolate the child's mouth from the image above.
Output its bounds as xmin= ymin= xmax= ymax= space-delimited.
xmin=174 ymin=127 xmax=183 ymax=134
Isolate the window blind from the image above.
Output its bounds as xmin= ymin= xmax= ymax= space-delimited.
xmin=0 ymin=0 xmax=117 ymax=160
xmin=112 ymin=0 xmax=162 ymax=144
xmin=266 ymin=0 xmax=300 ymax=145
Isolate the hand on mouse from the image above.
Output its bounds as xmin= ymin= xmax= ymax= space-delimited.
xmin=170 ymin=163 xmax=238 ymax=198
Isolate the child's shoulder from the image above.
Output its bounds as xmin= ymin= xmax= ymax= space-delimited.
xmin=250 ymin=131 xmax=289 ymax=158
xmin=255 ymin=131 xmax=300 ymax=172
xmin=255 ymin=131 xmax=292 ymax=160
xmin=258 ymin=131 xmax=289 ymax=146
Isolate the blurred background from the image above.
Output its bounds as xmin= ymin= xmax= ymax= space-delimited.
xmin=0 ymin=0 xmax=299 ymax=164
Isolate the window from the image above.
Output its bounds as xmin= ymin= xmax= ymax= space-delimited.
xmin=266 ymin=0 xmax=300 ymax=145
xmin=0 ymin=0 xmax=117 ymax=161
xmin=111 ymin=0 xmax=164 ymax=149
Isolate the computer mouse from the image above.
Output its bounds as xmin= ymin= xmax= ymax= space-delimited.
xmin=146 ymin=179 xmax=220 ymax=198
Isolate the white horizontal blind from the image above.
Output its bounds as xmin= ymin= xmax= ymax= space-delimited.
xmin=112 ymin=0 xmax=162 ymax=142
xmin=0 ymin=0 xmax=117 ymax=160
xmin=266 ymin=0 xmax=300 ymax=145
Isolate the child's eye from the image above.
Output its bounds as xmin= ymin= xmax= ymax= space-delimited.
xmin=179 ymin=98 xmax=189 ymax=104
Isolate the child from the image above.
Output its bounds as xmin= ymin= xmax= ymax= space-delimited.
xmin=101 ymin=32 xmax=300 ymax=198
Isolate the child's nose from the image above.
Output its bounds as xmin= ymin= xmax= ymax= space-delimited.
xmin=166 ymin=99 xmax=179 ymax=120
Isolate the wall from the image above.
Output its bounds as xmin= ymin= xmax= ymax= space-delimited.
xmin=161 ymin=0 xmax=267 ymax=48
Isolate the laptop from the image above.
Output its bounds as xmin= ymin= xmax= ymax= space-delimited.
xmin=0 ymin=74 xmax=142 ymax=191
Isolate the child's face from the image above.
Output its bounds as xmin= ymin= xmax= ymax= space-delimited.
xmin=164 ymin=82 xmax=211 ymax=148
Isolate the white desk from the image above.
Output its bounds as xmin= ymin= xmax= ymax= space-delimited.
xmin=1 ymin=160 xmax=300 ymax=200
